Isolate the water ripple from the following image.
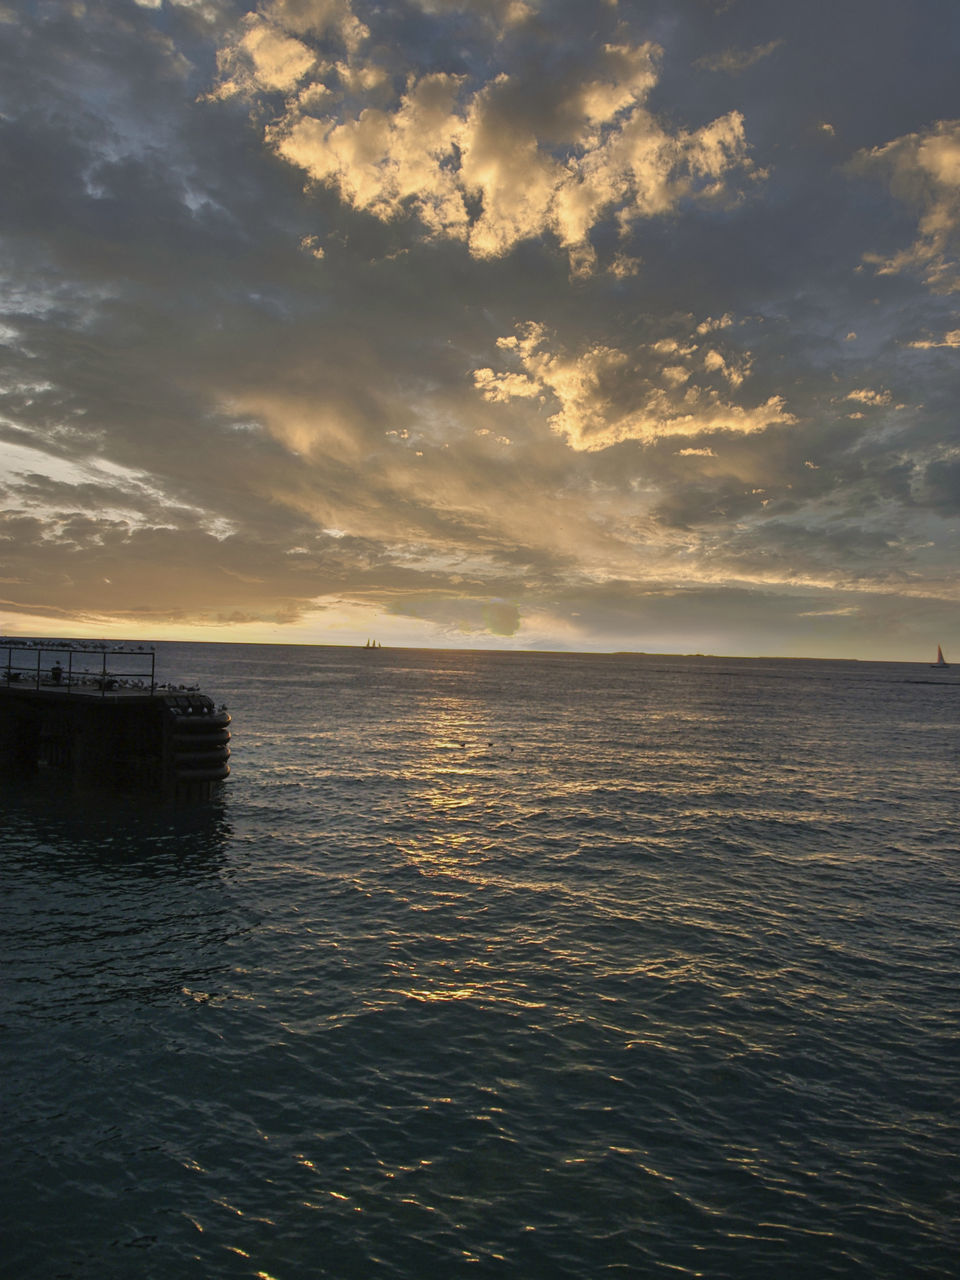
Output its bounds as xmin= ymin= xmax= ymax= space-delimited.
xmin=3 ymin=648 xmax=959 ymax=1277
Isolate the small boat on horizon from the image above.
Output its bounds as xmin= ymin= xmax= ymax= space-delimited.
xmin=931 ymin=644 xmax=949 ymax=668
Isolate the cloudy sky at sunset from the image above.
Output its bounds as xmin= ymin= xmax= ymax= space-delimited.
xmin=2 ymin=0 xmax=959 ymax=656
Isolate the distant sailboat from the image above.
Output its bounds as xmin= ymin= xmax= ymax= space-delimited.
xmin=931 ymin=644 xmax=949 ymax=668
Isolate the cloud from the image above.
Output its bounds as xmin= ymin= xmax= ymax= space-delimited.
xmin=412 ymin=0 xmax=538 ymax=27
xmin=387 ymin=592 xmax=521 ymax=636
xmin=473 ymin=319 xmax=793 ymax=450
xmin=845 ymin=388 xmax=892 ymax=407
xmin=908 ymin=328 xmax=960 ymax=348
xmin=0 ymin=508 xmax=331 ymax=627
xmin=917 ymin=454 xmax=960 ymax=516
xmin=853 ymin=119 xmax=960 ymax=292
xmin=271 ymin=70 xmax=472 ymax=242
xmin=216 ymin=2 xmax=755 ymax=270
xmin=695 ymin=39 xmax=784 ymax=75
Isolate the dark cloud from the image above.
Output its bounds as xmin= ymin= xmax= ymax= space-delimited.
xmin=919 ymin=457 xmax=960 ymax=516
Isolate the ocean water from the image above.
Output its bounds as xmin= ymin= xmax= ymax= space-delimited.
xmin=2 ymin=644 xmax=958 ymax=1279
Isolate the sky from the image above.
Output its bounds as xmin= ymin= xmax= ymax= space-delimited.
xmin=1 ymin=0 xmax=959 ymax=657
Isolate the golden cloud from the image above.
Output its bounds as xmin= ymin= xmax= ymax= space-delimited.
xmin=474 ymin=320 xmax=793 ymax=450
xmin=853 ymin=119 xmax=960 ymax=292
xmin=216 ymin=5 xmax=754 ymax=269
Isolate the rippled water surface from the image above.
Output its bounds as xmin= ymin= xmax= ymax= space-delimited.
xmin=3 ymin=645 xmax=959 ymax=1278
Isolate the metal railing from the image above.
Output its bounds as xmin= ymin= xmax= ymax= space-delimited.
xmin=0 ymin=643 xmax=157 ymax=695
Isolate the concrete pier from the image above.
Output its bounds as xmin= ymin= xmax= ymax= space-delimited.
xmin=0 ymin=643 xmax=231 ymax=801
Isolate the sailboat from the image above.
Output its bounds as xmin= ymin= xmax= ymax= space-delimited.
xmin=931 ymin=644 xmax=949 ymax=668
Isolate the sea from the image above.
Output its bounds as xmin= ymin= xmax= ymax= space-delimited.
xmin=2 ymin=644 xmax=958 ymax=1279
